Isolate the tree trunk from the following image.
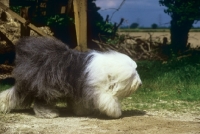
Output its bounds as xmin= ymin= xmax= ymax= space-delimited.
xmin=170 ymin=16 xmax=194 ymax=52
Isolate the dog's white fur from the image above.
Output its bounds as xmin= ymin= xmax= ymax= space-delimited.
xmin=0 ymin=37 xmax=142 ymax=118
xmin=0 ymin=87 xmax=19 ymax=113
xmin=84 ymin=51 xmax=141 ymax=117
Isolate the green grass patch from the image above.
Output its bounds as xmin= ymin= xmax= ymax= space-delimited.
xmin=0 ymin=83 xmax=12 ymax=92
xmin=122 ymin=54 xmax=200 ymax=112
xmin=0 ymin=79 xmax=14 ymax=92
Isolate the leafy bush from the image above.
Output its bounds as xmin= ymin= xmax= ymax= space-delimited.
xmin=10 ymin=6 xmax=21 ymax=14
xmin=151 ymin=23 xmax=158 ymax=29
xmin=46 ymin=15 xmax=73 ymax=27
xmin=130 ymin=22 xmax=139 ymax=29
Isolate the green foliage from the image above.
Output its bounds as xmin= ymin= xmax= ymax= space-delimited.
xmin=10 ymin=6 xmax=21 ymax=15
xmin=104 ymin=34 xmax=125 ymax=45
xmin=130 ymin=22 xmax=139 ymax=29
xmin=0 ymin=79 xmax=14 ymax=92
xmin=159 ymin=0 xmax=200 ymax=24
xmin=0 ymin=84 xmax=11 ymax=92
xmin=151 ymin=23 xmax=158 ymax=29
xmin=46 ymin=15 xmax=73 ymax=27
xmin=96 ymin=21 xmax=115 ymax=35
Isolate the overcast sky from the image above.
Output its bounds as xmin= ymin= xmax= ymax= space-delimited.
xmin=95 ymin=0 xmax=200 ymax=27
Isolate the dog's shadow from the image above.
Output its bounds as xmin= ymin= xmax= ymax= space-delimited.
xmin=10 ymin=107 xmax=74 ymax=117
xmin=121 ymin=109 xmax=146 ymax=117
xmin=60 ymin=107 xmax=146 ymax=120
xmin=89 ymin=109 xmax=146 ymax=120
xmin=11 ymin=107 xmax=146 ymax=120
xmin=11 ymin=108 xmax=35 ymax=115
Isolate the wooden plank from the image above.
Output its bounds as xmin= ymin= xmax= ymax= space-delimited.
xmin=60 ymin=6 xmax=66 ymax=14
xmin=0 ymin=2 xmax=50 ymax=37
xmin=79 ymin=0 xmax=87 ymax=51
xmin=73 ymin=0 xmax=80 ymax=49
xmin=73 ymin=0 xmax=87 ymax=51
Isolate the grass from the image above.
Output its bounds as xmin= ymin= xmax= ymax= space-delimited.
xmin=122 ymin=53 xmax=200 ymax=112
xmin=0 ymin=79 xmax=14 ymax=91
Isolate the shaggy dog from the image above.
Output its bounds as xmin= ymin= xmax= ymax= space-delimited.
xmin=0 ymin=36 xmax=142 ymax=118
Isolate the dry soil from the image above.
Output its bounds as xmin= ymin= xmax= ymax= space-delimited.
xmin=0 ymin=107 xmax=199 ymax=134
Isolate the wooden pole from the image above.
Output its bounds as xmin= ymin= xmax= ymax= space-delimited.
xmin=73 ymin=0 xmax=87 ymax=51
xmin=20 ymin=7 xmax=30 ymax=37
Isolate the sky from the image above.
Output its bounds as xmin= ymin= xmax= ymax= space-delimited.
xmin=95 ymin=0 xmax=200 ymax=27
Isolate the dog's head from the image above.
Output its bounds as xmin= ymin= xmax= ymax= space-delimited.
xmin=101 ymin=52 xmax=142 ymax=99
xmin=112 ymin=65 xmax=142 ymax=99
xmin=85 ymin=51 xmax=142 ymax=99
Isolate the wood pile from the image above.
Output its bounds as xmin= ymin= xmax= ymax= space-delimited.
xmin=93 ymin=33 xmax=169 ymax=61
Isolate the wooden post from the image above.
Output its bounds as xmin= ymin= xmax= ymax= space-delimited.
xmin=73 ymin=0 xmax=87 ymax=51
xmin=20 ymin=7 xmax=30 ymax=37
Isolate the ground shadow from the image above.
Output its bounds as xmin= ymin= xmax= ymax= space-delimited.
xmin=10 ymin=106 xmax=73 ymax=117
xmin=10 ymin=107 xmax=146 ymax=120
xmin=95 ymin=109 xmax=146 ymax=120
xmin=11 ymin=108 xmax=35 ymax=115
xmin=59 ymin=107 xmax=146 ymax=120
xmin=121 ymin=109 xmax=146 ymax=118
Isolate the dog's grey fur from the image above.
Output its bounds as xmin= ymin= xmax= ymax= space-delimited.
xmin=0 ymin=36 xmax=142 ymax=118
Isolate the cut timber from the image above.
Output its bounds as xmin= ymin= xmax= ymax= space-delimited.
xmin=73 ymin=0 xmax=87 ymax=51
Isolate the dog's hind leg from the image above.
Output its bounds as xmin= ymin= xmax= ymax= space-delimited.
xmin=33 ymin=98 xmax=59 ymax=118
xmin=0 ymin=86 xmax=19 ymax=113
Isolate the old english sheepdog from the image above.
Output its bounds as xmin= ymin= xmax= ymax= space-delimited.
xmin=0 ymin=36 xmax=142 ymax=118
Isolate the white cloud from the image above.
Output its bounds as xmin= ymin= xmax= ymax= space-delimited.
xmin=96 ymin=0 xmax=159 ymax=11
xmin=122 ymin=0 xmax=160 ymax=10
xmin=96 ymin=0 xmax=122 ymax=10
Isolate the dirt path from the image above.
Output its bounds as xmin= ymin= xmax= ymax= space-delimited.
xmin=0 ymin=108 xmax=199 ymax=134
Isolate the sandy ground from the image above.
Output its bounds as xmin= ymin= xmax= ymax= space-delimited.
xmin=120 ymin=32 xmax=200 ymax=48
xmin=0 ymin=107 xmax=200 ymax=134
